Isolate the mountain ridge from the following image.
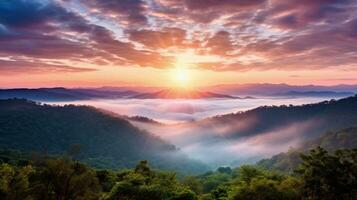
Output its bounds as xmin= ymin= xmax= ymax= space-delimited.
xmin=257 ymin=126 xmax=357 ymax=172
xmin=0 ymin=99 xmax=208 ymax=173
xmin=198 ymin=95 xmax=357 ymax=139
xmin=207 ymin=83 xmax=357 ymax=95
xmin=0 ymin=88 xmax=139 ymax=101
xmin=129 ymin=88 xmax=239 ymax=99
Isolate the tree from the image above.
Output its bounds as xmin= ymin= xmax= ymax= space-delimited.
xmin=236 ymin=165 xmax=264 ymax=184
xmin=0 ymin=164 xmax=34 ymax=200
xmin=171 ymin=189 xmax=198 ymax=200
xmin=105 ymin=160 xmax=197 ymax=200
xmin=296 ymin=147 xmax=357 ymax=200
xmin=230 ymin=165 xmax=300 ymax=200
xmin=182 ymin=176 xmax=203 ymax=194
xmin=217 ymin=167 xmax=232 ymax=175
xmin=211 ymin=185 xmax=229 ymax=200
xmin=135 ymin=160 xmax=152 ymax=177
xmin=31 ymin=158 xmax=100 ymax=200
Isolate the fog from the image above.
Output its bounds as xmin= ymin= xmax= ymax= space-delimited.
xmin=131 ymin=118 xmax=321 ymax=167
xmin=47 ymin=96 xmax=338 ymax=167
xmin=50 ymin=96 xmax=330 ymax=123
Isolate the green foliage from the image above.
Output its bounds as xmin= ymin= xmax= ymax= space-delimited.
xmin=96 ymin=169 xmax=117 ymax=192
xmin=257 ymin=126 xmax=357 ymax=172
xmin=236 ymin=165 xmax=265 ymax=184
xmin=211 ymin=185 xmax=229 ymax=200
xmin=229 ymin=166 xmax=300 ymax=200
xmin=216 ymin=167 xmax=232 ymax=174
xmin=171 ymin=189 xmax=198 ymax=200
xmin=103 ymin=161 xmax=197 ymax=200
xmin=0 ymin=98 xmax=356 ymax=199
xmin=0 ymin=158 xmax=100 ymax=200
xmin=31 ymin=158 xmax=101 ymax=200
xmin=296 ymin=147 xmax=357 ymax=200
xmin=230 ymin=177 xmax=300 ymax=200
xmin=0 ymin=99 xmax=208 ymax=174
xmin=0 ymin=148 xmax=355 ymax=200
xmin=210 ymin=95 xmax=357 ymax=141
xmin=0 ymin=163 xmax=34 ymax=200
xmin=0 ymin=149 xmax=30 ymax=166
xmin=197 ymin=170 xmax=232 ymax=193
xmin=182 ymin=176 xmax=203 ymax=194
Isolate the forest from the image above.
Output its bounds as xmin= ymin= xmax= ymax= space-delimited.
xmin=0 ymin=99 xmax=356 ymax=199
xmin=0 ymin=99 xmax=207 ymax=174
xmin=1 ymin=147 xmax=356 ymax=200
xmin=257 ymin=126 xmax=357 ymax=172
xmin=1 ymin=0 xmax=357 ymax=199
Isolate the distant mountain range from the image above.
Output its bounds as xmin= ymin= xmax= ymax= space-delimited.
xmin=274 ymin=91 xmax=354 ymax=97
xmin=208 ymin=83 xmax=357 ymax=96
xmin=0 ymin=99 xmax=208 ymax=173
xmin=130 ymin=88 xmax=240 ymax=99
xmin=1 ymin=84 xmax=356 ymax=101
xmin=0 ymin=87 xmax=241 ymax=100
xmin=0 ymin=87 xmax=139 ymax=101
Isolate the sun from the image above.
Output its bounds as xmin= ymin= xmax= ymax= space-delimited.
xmin=170 ymin=52 xmax=194 ymax=88
xmin=169 ymin=50 xmax=218 ymax=88
xmin=171 ymin=67 xmax=189 ymax=87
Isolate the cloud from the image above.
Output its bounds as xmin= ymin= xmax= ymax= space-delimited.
xmin=189 ymin=0 xmax=265 ymax=9
xmin=236 ymin=18 xmax=357 ymax=70
xmin=205 ymin=31 xmax=235 ymax=56
xmin=79 ymin=0 xmax=148 ymax=25
xmin=155 ymin=0 xmax=266 ymax=24
xmin=0 ymin=0 xmax=175 ymax=74
xmin=0 ymin=0 xmax=356 ymax=74
xmin=0 ymin=59 xmax=96 ymax=74
xmin=267 ymin=0 xmax=354 ymax=29
xmin=128 ymin=28 xmax=187 ymax=50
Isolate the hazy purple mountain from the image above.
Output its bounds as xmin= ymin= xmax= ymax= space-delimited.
xmin=207 ymin=83 xmax=357 ymax=95
xmin=0 ymin=87 xmax=139 ymax=101
xmin=130 ymin=88 xmax=239 ymax=99
xmin=273 ymin=91 xmax=354 ymax=97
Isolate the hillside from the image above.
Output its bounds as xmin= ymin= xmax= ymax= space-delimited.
xmin=257 ymin=126 xmax=357 ymax=172
xmin=201 ymin=95 xmax=357 ymax=140
xmin=0 ymin=99 xmax=207 ymax=173
xmin=126 ymin=95 xmax=357 ymax=166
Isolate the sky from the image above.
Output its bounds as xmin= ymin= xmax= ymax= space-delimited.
xmin=0 ymin=0 xmax=357 ymax=88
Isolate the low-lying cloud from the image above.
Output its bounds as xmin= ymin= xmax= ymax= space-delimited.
xmin=49 ymin=96 xmax=343 ymax=167
xmin=51 ymin=97 xmax=330 ymax=123
xmin=133 ymin=118 xmax=321 ymax=167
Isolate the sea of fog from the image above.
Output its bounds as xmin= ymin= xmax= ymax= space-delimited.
xmin=48 ymin=96 xmax=334 ymax=123
xmin=47 ymin=96 xmax=345 ymax=167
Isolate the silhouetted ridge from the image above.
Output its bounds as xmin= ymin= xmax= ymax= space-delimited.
xmin=131 ymin=88 xmax=238 ymax=99
xmin=0 ymin=88 xmax=139 ymax=101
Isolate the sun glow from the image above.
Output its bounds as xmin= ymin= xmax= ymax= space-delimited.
xmin=171 ymin=67 xmax=190 ymax=87
xmin=170 ymin=51 xmax=195 ymax=88
xmin=168 ymin=50 xmax=225 ymax=88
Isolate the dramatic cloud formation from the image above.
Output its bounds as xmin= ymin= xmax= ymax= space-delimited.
xmin=0 ymin=0 xmax=356 ymax=78
xmin=81 ymin=0 xmax=148 ymax=25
